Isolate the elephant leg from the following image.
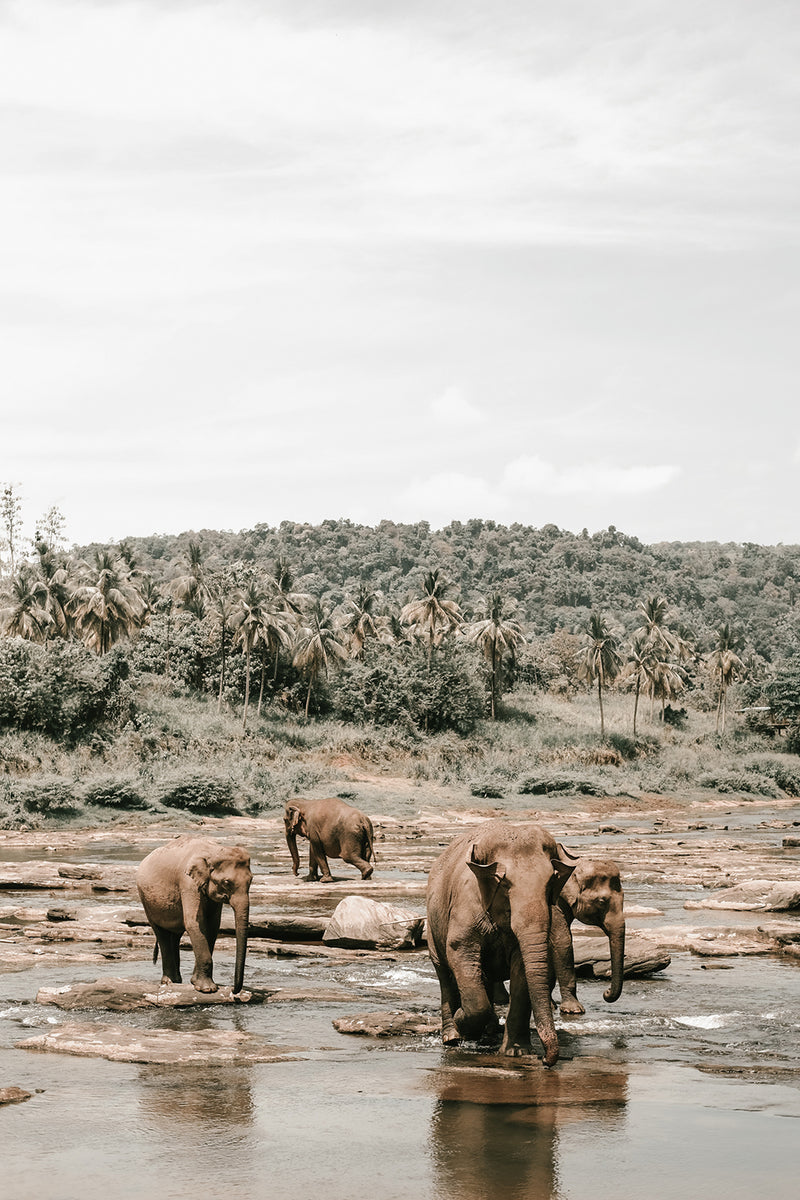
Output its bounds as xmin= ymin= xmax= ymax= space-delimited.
xmin=342 ymin=838 xmax=373 ymax=880
xmin=449 ymin=947 xmax=497 ymax=1042
xmin=430 ymin=954 xmax=462 ymax=1046
xmin=500 ymin=950 xmax=534 ymax=1057
xmin=185 ymin=907 xmax=219 ymax=993
xmin=309 ymin=838 xmax=333 ymax=883
xmin=153 ymin=923 xmax=182 ymax=984
xmin=550 ymin=905 xmax=584 ymax=1015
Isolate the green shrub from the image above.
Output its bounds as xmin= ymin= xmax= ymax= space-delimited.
xmin=518 ymin=774 xmax=604 ymax=796
xmin=156 ymin=771 xmax=241 ymax=814
xmin=82 ymin=776 xmax=148 ymax=809
xmin=469 ymin=778 xmax=506 ymax=799
xmin=13 ymin=778 xmax=83 ymax=816
xmin=697 ymin=771 xmax=779 ymax=797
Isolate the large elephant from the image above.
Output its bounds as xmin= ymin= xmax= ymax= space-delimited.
xmin=284 ymin=797 xmax=374 ymax=881
xmin=549 ymin=851 xmax=626 ymax=1015
xmin=426 ymin=820 xmax=576 ymax=1066
xmin=135 ymin=835 xmax=253 ymax=994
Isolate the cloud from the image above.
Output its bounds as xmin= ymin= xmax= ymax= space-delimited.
xmin=397 ymin=472 xmax=506 ymax=524
xmin=503 ymin=456 xmax=680 ymax=496
xmin=430 ymin=387 xmax=486 ymax=427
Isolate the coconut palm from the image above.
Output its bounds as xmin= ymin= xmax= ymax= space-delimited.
xmin=33 ymin=543 xmax=74 ymax=640
xmin=466 ymin=591 xmax=526 ymax=719
xmin=232 ymin=580 xmax=269 ymax=731
xmin=339 ymin=587 xmax=385 ymax=659
xmin=70 ymin=550 xmax=145 ymax=654
xmin=170 ymin=541 xmax=210 ymax=617
xmin=1 ymin=563 xmax=52 ymax=641
xmin=625 ymin=632 xmax=654 ymax=737
xmin=400 ymin=568 xmax=463 ymax=671
xmin=292 ymin=601 xmax=347 ymax=719
xmin=256 ymin=600 xmax=295 ymax=717
xmin=267 ymin=556 xmax=311 ymax=617
xmin=208 ymin=571 xmax=240 ymax=714
xmin=708 ymin=623 xmax=745 ymax=734
xmin=577 ymin=612 xmax=623 ymax=738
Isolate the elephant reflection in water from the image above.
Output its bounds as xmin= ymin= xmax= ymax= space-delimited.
xmin=428 ymin=1060 xmax=628 ymax=1200
xmin=138 ymin=1063 xmax=255 ymax=1130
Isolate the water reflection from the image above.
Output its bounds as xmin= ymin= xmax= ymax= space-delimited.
xmin=428 ymin=1055 xmax=628 ymax=1200
xmin=137 ymin=1063 xmax=255 ymax=1131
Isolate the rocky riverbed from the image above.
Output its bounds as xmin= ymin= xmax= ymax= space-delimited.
xmin=2 ymin=794 xmax=800 ymax=1198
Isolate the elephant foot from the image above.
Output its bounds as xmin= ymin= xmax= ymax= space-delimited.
xmin=441 ymin=1023 xmax=461 ymax=1047
xmin=303 ymin=873 xmax=319 ymax=882
xmin=160 ymin=972 xmax=182 ymax=985
xmin=191 ymin=975 xmax=218 ymax=994
xmin=361 ymin=867 xmax=374 ymax=880
xmin=559 ymin=997 xmax=585 ymax=1016
xmin=319 ymin=874 xmax=334 ymax=883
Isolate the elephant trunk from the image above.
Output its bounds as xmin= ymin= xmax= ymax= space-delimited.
xmin=286 ymin=831 xmax=300 ymax=875
xmin=602 ymin=914 xmax=626 ymax=1003
xmin=517 ymin=927 xmax=560 ymax=1067
xmin=231 ymin=893 xmax=250 ymax=995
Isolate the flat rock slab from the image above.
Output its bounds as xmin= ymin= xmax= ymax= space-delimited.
xmin=18 ymin=1023 xmax=294 ymax=1065
xmin=686 ymin=880 xmax=800 ymax=911
xmin=572 ymin=935 xmax=671 ymax=978
xmin=333 ymin=1010 xmax=440 ymax=1038
xmin=0 ymin=1086 xmax=33 ymax=1105
xmin=35 ymin=978 xmax=266 ymax=1011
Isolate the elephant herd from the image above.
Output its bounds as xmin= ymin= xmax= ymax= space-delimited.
xmin=136 ymin=799 xmax=625 ymax=1069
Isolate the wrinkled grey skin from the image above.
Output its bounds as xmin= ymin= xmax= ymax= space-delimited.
xmin=426 ymin=820 xmax=576 ymax=1066
xmin=135 ymin=835 xmax=252 ymax=994
xmin=284 ymin=797 xmax=375 ymax=882
xmin=549 ymin=852 xmax=626 ymax=1015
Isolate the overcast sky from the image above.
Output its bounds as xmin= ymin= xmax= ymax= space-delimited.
xmin=2 ymin=0 xmax=798 ymax=551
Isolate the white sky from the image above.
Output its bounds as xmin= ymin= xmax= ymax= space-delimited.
xmin=1 ymin=0 xmax=798 ymax=549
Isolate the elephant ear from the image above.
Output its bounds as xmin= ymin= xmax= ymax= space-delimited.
xmin=467 ymin=844 xmax=506 ymax=910
xmin=285 ymin=806 xmax=303 ymax=833
xmin=556 ymin=843 xmax=581 ymax=864
xmin=186 ymin=854 xmax=211 ymax=890
xmin=549 ymin=854 xmax=577 ymax=903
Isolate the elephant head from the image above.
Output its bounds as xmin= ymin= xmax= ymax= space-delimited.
xmin=465 ymin=824 xmax=576 ymax=1066
xmin=557 ymin=852 xmax=626 ymax=1003
xmin=284 ymin=803 xmax=308 ymax=875
xmin=187 ymin=845 xmax=252 ymax=994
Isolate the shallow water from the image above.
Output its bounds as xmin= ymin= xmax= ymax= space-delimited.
xmin=2 ymin=817 xmax=800 ymax=1200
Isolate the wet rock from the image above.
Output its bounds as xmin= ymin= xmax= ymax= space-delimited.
xmin=322 ymin=896 xmax=425 ymax=949
xmin=46 ymin=908 xmax=77 ymax=922
xmin=686 ymin=880 xmax=800 ymax=911
xmin=333 ymin=1010 xmax=440 ymax=1038
xmin=58 ymin=866 xmax=103 ymax=881
xmin=35 ymin=978 xmax=266 ymax=1011
xmin=17 ymin=1023 xmax=294 ymax=1065
xmin=687 ymin=932 xmax=774 ymax=957
xmin=782 ymin=837 xmax=800 ymax=848
xmin=0 ymin=1086 xmax=33 ymax=1105
xmin=572 ymin=934 xmax=671 ymax=978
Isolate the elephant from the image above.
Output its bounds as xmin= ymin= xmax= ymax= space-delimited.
xmin=135 ymin=835 xmax=252 ymax=994
xmin=426 ymin=820 xmax=576 ymax=1066
xmin=284 ymin=796 xmax=375 ymax=882
xmin=549 ymin=851 xmax=626 ymax=1015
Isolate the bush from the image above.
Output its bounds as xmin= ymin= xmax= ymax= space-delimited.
xmin=697 ymin=771 xmax=779 ymax=797
xmin=518 ymin=774 xmax=604 ymax=796
xmin=82 ymin=776 xmax=148 ymax=809
xmin=0 ymin=638 xmax=133 ymax=742
xmin=156 ymin=771 xmax=241 ymax=814
xmin=332 ymin=642 xmax=484 ymax=736
xmin=12 ymin=778 xmax=83 ymax=816
xmin=469 ymin=777 xmax=506 ymax=799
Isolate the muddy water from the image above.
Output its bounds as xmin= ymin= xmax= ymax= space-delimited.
xmin=2 ymin=809 xmax=800 ymax=1200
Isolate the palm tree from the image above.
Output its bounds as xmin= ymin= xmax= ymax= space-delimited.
xmin=708 ymin=623 xmax=745 ymax=734
xmin=267 ymin=556 xmax=311 ymax=617
xmin=339 ymin=587 xmax=385 ymax=659
xmin=70 ymin=550 xmax=145 ymax=654
xmin=466 ymin=592 xmax=525 ymax=719
xmin=170 ymin=541 xmax=210 ymax=617
xmin=232 ymin=580 xmax=269 ymax=731
xmin=400 ymin=568 xmax=463 ymax=671
xmin=208 ymin=571 xmax=239 ymax=714
xmin=293 ymin=601 xmax=347 ymax=719
xmin=256 ymin=600 xmax=295 ymax=716
xmin=625 ymin=632 xmax=654 ymax=738
xmin=33 ymin=543 xmax=73 ymax=640
xmin=577 ymin=612 xmax=623 ymax=738
xmin=1 ymin=563 xmax=52 ymax=641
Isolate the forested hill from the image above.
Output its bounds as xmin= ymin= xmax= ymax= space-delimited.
xmin=86 ymin=519 xmax=800 ymax=663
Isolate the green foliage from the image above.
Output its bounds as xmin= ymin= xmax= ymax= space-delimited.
xmin=0 ymin=638 xmax=133 ymax=741
xmin=331 ymin=641 xmax=484 ymax=735
xmin=155 ymin=770 xmax=242 ymax=814
xmin=518 ymin=774 xmax=604 ymax=796
xmin=13 ymin=777 xmax=83 ymax=815
xmin=82 ymin=776 xmax=148 ymax=809
xmin=469 ymin=777 xmax=506 ymax=799
xmin=697 ymin=770 xmax=779 ymax=797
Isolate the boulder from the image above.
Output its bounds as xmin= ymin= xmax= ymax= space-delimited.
xmin=686 ymin=880 xmax=800 ymax=912
xmin=322 ymin=896 xmax=425 ymax=950
xmin=17 ymin=1023 xmax=294 ymax=1065
xmin=35 ymin=978 xmax=265 ymax=1011
xmin=332 ymin=1010 xmax=440 ymax=1038
xmin=0 ymin=1086 xmax=33 ymax=1105
xmin=572 ymin=934 xmax=671 ymax=978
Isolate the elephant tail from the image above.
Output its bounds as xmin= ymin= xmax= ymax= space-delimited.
xmin=364 ymin=823 xmax=376 ymax=865
xmin=152 ymin=941 xmax=159 ymax=966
